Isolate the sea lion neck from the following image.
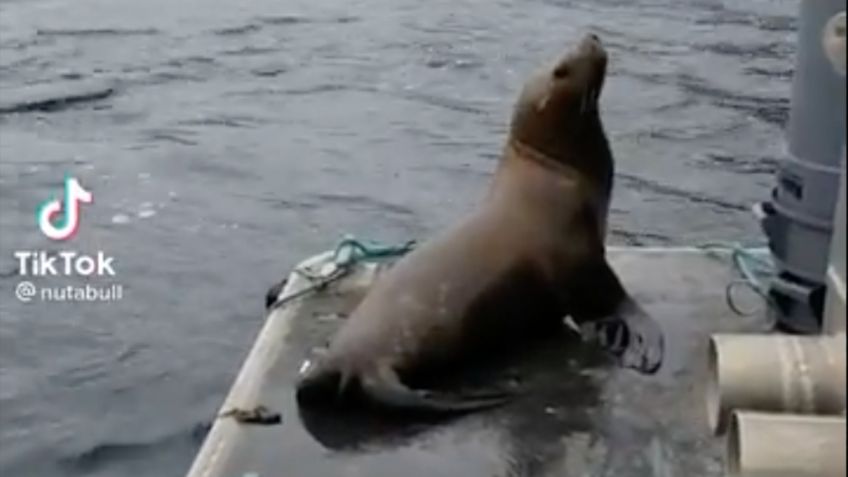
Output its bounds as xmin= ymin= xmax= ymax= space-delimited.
xmin=506 ymin=113 xmax=614 ymax=193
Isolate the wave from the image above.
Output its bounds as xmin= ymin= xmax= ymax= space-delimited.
xmin=675 ymin=73 xmax=790 ymax=127
xmin=617 ymin=172 xmax=748 ymax=212
xmin=694 ymin=152 xmax=779 ymax=175
xmin=627 ymin=71 xmax=790 ymax=127
xmin=220 ymin=45 xmax=280 ymax=57
xmin=610 ymin=228 xmax=673 ymax=246
xmin=176 ymin=114 xmax=268 ymax=129
xmin=210 ymin=14 xmax=361 ymax=37
xmin=59 ymin=421 xmax=211 ymax=473
xmin=743 ymin=66 xmax=794 ymax=80
xmin=256 ymin=15 xmax=311 ymax=26
xmin=696 ymin=11 xmax=796 ymax=33
xmin=0 ymin=264 xmax=20 ymax=278
xmin=213 ymin=23 xmax=263 ymax=36
xmin=309 ymin=192 xmax=418 ymax=218
xmin=699 ymin=41 xmax=793 ymax=60
xmin=36 ymin=28 xmax=160 ymax=38
xmin=0 ymin=80 xmax=115 ymax=114
xmin=256 ymin=14 xmax=359 ymax=26
xmin=392 ymin=90 xmax=489 ymax=116
xmin=143 ymin=129 xmax=199 ymax=147
xmin=251 ymin=66 xmax=289 ymax=78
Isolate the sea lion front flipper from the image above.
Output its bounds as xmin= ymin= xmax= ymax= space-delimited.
xmin=580 ymin=300 xmax=664 ymax=374
xmin=569 ymin=259 xmax=664 ymax=374
xmin=360 ymin=366 xmax=512 ymax=414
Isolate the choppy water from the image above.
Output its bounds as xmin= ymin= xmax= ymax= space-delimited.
xmin=0 ymin=0 xmax=797 ymax=476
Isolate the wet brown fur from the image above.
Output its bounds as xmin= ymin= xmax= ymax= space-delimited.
xmin=296 ymin=35 xmax=648 ymax=412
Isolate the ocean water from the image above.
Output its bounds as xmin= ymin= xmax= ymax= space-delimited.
xmin=0 ymin=0 xmax=796 ymax=476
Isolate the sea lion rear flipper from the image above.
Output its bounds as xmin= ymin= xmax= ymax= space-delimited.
xmin=360 ymin=368 xmax=511 ymax=414
xmin=570 ymin=260 xmax=664 ymax=374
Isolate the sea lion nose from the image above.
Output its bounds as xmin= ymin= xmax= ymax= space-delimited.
xmin=582 ymin=33 xmax=602 ymax=49
xmin=579 ymin=33 xmax=605 ymax=56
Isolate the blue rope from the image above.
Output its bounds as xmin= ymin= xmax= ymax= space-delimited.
xmin=331 ymin=234 xmax=416 ymax=267
xmin=271 ymin=235 xmax=415 ymax=309
xmin=698 ymin=241 xmax=775 ymax=316
xmin=277 ymin=237 xmax=775 ymax=317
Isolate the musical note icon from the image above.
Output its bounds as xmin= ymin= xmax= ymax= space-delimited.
xmin=37 ymin=176 xmax=93 ymax=241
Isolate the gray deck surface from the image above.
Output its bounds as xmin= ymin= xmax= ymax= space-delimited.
xmin=189 ymin=249 xmax=769 ymax=477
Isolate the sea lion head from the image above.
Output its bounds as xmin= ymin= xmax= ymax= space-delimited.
xmin=509 ymin=34 xmax=609 ymax=164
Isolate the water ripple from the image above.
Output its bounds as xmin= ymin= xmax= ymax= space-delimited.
xmin=309 ymin=192 xmax=418 ymax=218
xmin=250 ymin=65 xmax=290 ymax=78
xmin=58 ymin=422 xmax=211 ymax=474
xmin=743 ymin=66 xmax=794 ymax=80
xmin=176 ymin=114 xmax=269 ymax=129
xmin=694 ymin=152 xmax=779 ymax=175
xmin=255 ymin=14 xmax=313 ymax=26
xmin=35 ymin=28 xmax=160 ymax=38
xmin=699 ymin=41 xmax=794 ymax=60
xmin=610 ymin=228 xmax=673 ymax=246
xmin=212 ymin=24 xmax=263 ymax=36
xmin=0 ymin=80 xmax=116 ymax=114
xmin=696 ymin=11 xmax=797 ymax=33
xmin=617 ymin=172 xmax=748 ymax=212
xmin=392 ymin=90 xmax=489 ymax=116
xmin=627 ymin=72 xmax=790 ymax=127
xmin=674 ymin=73 xmax=790 ymax=126
xmin=142 ymin=128 xmax=199 ymax=147
xmin=219 ymin=46 xmax=280 ymax=57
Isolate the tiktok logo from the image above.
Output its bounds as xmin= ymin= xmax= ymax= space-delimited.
xmin=15 ymin=176 xmax=123 ymax=304
xmin=36 ymin=176 xmax=93 ymax=241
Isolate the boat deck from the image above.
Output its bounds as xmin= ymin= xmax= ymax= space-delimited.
xmin=187 ymin=248 xmax=770 ymax=477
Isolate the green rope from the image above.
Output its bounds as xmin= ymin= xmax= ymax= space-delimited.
xmin=698 ymin=241 xmax=775 ymax=316
xmin=274 ymin=237 xmax=776 ymax=317
xmin=270 ymin=235 xmax=415 ymax=310
xmin=331 ymin=234 xmax=416 ymax=266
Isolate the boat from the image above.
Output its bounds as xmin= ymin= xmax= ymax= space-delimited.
xmin=186 ymin=243 xmax=776 ymax=477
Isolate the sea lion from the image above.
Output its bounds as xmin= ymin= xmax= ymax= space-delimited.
xmin=296 ymin=34 xmax=663 ymax=413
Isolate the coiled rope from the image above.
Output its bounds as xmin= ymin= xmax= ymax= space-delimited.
xmin=698 ymin=241 xmax=775 ymax=316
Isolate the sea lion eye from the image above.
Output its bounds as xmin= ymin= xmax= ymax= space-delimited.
xmin=553 ymin=65 xmax=570 ymax=79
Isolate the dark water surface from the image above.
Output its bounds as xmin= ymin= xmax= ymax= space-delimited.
xmin=1 ymin=0 xmax=795 ymax=476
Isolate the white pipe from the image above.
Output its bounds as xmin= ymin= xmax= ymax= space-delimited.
xmin=727 ymin=411 xmax=846 ymax=477
xmin=707 ymin=334 xmax=846 ymax=434
xmin=824 ymin=152 xmax=846 ymax=335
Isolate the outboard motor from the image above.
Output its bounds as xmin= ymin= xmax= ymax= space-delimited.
xmin=759 ymin=2 xmax=846 ymax=334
